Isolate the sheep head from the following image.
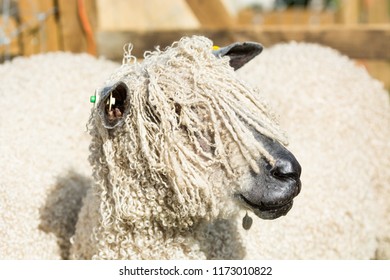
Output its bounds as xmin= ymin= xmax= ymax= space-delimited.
xmin=88 ymin=36 xmax=301 ymax=233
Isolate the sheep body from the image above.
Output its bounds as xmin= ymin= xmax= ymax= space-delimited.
xmin=237 ymin=42 xmax=390 ymax=259
xmin=0 ymin=53 xmax=118 ymax=259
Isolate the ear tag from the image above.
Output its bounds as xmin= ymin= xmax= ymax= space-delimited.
xmin=212 ymin=45 xmax=220 ymax=51
xmin=90 ymin=89 xmax=99 ymax=106
xmin=107 ymin=92 xmax=116 ymax=111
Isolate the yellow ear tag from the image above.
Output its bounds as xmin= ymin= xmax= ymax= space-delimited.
xmin=212 ymin=45 xmax=220 ymax=51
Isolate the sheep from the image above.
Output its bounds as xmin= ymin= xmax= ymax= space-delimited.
xmin=236 ymin=42 xmax=390 ymax=259
xmin=70 ymin=36 xmax=302 ymax=259
xmin=0 ymin=36 xmax=302 ymax=259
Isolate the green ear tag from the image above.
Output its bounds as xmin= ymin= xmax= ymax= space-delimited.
xmin=90 ymin=95 xmax=96 ymax=103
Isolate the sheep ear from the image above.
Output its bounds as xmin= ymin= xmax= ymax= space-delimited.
xmin=97 ymin=81 xmax=129 ymax=129
xmin=213 ymin=42 xmax=263 ymax=70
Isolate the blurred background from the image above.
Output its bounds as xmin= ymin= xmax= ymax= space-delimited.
xmin=0 ymin=0 xmax=389 ymax=90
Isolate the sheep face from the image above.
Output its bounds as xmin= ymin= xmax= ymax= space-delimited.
xmin=213 ymin=42 xmax=301 ymax=220
xmin=89 ymin=36 xmax=301 ymax=232
xmin=234 ymin=132 xmax=301 ymax=220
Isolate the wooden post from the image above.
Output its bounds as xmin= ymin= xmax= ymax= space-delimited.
xmin=367 ymin=0 xmax=390 ymax=23
xmin=185 ymin=0 xmax=235 ymax=27
xmin=18 ymin=0 xmax=40 ymax=55
xmin=0 ymin=16 xmax=20 ymax=58
xmin=38 ymin=0 xmax=60 ymax=52
xmin=57 ymin=0 xmax=97 ymax=53
xmin=338 ymin=0 xmax=361 ymax=24
xmin=17 ymin=0 xmax=60 ymax=56
xmin=359 ymin=0 xmax=390 ymax=91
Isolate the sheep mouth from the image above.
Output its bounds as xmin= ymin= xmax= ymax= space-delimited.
xmin=235 ymin=194 xmax=293 ymax=220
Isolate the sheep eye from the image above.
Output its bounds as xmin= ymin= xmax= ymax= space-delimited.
xmin=99 ymin=82 xmax=128 ymax=129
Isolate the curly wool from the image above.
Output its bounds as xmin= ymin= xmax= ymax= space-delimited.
xmin=77 ymin=36 xmax=286 ymax=259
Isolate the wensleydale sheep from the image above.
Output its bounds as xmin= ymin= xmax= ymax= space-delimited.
xmin=0 ymin=37 xmax=388 ymax=260
xmin=70 ymin=36 xmax=302 ymax=259
xmin=237 ymin=42 xmax=390 ymax=259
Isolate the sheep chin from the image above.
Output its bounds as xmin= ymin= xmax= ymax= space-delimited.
xmin=251 ymin=201 xmax=293 ymax=220
xmin=234 ymin=194 xmax=294 ymax=220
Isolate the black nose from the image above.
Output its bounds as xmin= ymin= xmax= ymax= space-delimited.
xmin=252 ymin=132 xmax=302 ymax=195
xmin=270 ymin=156 xmax=301 ymax=181
xmin=270 ymin=156 xmax=302 ymax=197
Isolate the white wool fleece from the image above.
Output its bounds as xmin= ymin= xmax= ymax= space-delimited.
xmin=0 ymin=53 xmax=118 ymax=259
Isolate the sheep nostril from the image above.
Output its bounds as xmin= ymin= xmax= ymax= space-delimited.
xmin=271 ymin=158 xmax=301 ymax=181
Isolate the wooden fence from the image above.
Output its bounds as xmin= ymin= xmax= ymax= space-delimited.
xmin=0 ymin=0 xmax=389 ymax=89
xmin=0 ymin=0 xmax=96 ymax=59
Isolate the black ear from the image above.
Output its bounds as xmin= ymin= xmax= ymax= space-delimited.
xmin=97 ymin=81 xmax=129 ymax=129
xmin=213 ymin=42 xmax=263 ymax=70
